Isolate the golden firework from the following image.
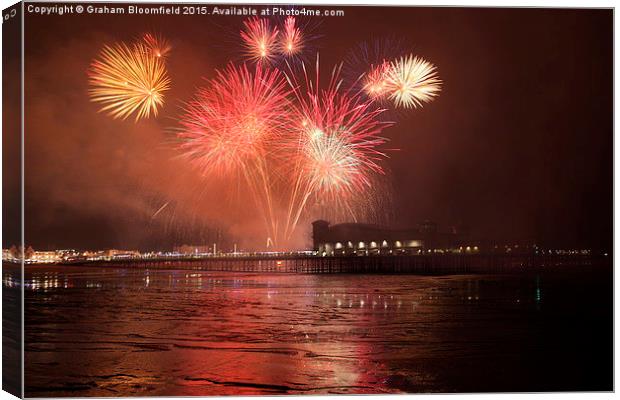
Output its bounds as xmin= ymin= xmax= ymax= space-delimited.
xmin=89 ymin=42 xmax=171 ymax=121
xmin=384 ymin=55 xmax=441 ymax=109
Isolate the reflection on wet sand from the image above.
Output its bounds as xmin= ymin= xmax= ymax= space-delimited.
xmin=19 ymin=266 xmax=611 ymax=396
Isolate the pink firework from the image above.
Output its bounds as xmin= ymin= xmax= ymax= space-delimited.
xmin=362 ymin=61 xmax=390 ymax=100
xmin=283 ymin=58 xmax=393 ymax=238
xmin=240 ymin=17 xmax=280 ymax=64
xmin=280 ymin=16 xmax=304 ymax=57
xmin=178 ymin=63 xmax=291 ymax=177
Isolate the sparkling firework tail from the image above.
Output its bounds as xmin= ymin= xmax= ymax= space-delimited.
xmin=89 ymin=42 xmax=171 ymax=121
xmin=232 ymin=147 xmax=282 ymax=247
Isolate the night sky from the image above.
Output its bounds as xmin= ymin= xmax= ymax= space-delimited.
xmin=3 ymin=4 xmax=613 ymax=251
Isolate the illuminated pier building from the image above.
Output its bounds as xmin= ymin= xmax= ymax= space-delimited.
xmin=312 ymin=220 xmax=470 ymax=256
xmin=173 ymin=244 xmax=211 ymax=255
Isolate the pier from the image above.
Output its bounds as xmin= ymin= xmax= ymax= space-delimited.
xmin=47 ymin=253 xmax=606 ymax=274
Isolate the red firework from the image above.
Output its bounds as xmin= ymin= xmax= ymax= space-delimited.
xmin=240 ymin=17 xmax=280 ymax=64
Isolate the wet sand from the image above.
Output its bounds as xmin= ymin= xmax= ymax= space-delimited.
xmin=14 ymin=266 xmax=612 ymax=396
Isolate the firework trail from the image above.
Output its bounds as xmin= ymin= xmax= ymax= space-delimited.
xmin=240 ymin=17 xmax=280 ymax=64
xmin=384 ymin=54 xmax=442 ymax=109
xmin=177 ymin=63 xmax=293 ymax=244
xmin=151 ymin=201 xmax=170 ymax=219
xmin=89 ymin=41 xmax=171 ymax=121
xmin=142 ymin=33 xmax=172 ymax=59
xmin=282 ymin=57 xmax=393 ymax=240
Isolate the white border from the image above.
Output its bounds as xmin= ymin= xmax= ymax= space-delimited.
xmin=0 ymin=1 xmax=615 ymax=400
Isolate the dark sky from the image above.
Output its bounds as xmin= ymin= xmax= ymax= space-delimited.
xmin=4 ymin=4 xmax=613 ymax=251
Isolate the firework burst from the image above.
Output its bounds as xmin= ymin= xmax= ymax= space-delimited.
xmin=304 ymin=132 xmax=360 ymax=191
xmin=362 ymin=61 xmax=390 ymax=100
xmin=295 ymin=90 xmax=389 ymax=199
xmin=240 ymin=17 xmax=280 ymax=64
xmin=342 ymin=37 xmax=406 ymax=97
xmin=384 ymin=54 xmax=442 ymax=109
xmin=178 ymin=63 xmax=293 ymax=243
xmin=280 ymin=16 xmax=304 ymax=57
xmin=89 ymin=42 xmax=171 ymax=121
xmin=178 ymin=63 xmax=292 ymax=176
xmin=282 ymin=59 xmax=393 ymax=238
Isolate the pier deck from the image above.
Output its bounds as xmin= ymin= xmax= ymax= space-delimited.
xmin=41 ymin=253 xmax=607 ymax=274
